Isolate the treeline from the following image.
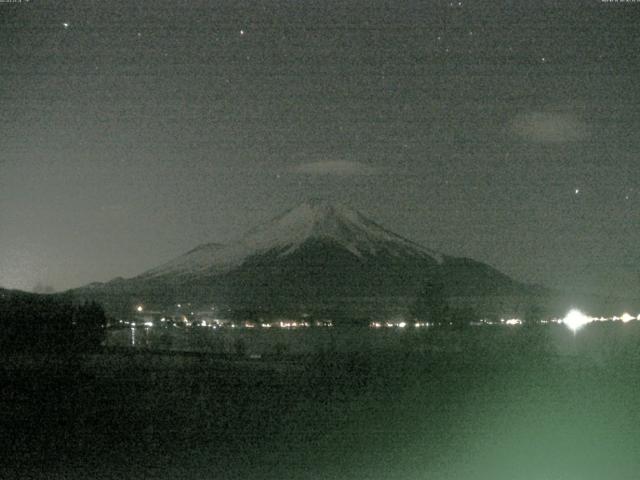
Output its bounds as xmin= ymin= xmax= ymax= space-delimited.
xmin=0 ymin=289 xmax=106 ymax=353
xmin=410 ymin=280 xmax=479 ymax=328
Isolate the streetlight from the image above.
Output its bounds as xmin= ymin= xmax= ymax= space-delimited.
xmin=563 ymin=309 xmax=590 ymax=333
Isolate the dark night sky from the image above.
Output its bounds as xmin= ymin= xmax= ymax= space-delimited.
xmin=1 ymin=0 xmax=639 ymax=296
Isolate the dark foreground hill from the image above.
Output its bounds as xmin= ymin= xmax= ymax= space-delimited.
xmin=0 ymin=288 xmax=106 ymax=352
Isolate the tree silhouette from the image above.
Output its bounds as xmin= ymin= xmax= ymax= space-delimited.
xmin=73 ymin=301 xmax=107 ymax=351
xmin=448 ymin=305 xmax=477 ymax=330
xmin=523 ymin=303 xmax=545 ymax=326
xmin=411 ymin=280 xmax=449 ymax=326
xmin=0 ymin=291 xmax=106 ymax=353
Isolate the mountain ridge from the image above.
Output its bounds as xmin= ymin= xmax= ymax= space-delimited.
xmin=139 ymin=199 xmax=444 ymax=280
xmin=72 ymin=200 xmax=539 ymax=318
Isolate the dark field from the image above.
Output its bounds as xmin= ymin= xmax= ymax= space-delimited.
xmin=2 ymin=324 xmax=640 ymax=480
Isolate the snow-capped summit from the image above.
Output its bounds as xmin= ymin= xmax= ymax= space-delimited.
xmin=140 ymin=200 xmax=443 ymax=278
xmin=242 ymin=199 xmax=443 ymax=260
xmin=74 ymin=199 xmax=533 ymax=318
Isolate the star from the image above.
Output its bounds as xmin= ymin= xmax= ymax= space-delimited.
xmin=62 ymin=22 xmax=70 ymax=29
xmin=575 ymin=188 xmax=580 ymax=195
xmin=240 ymin=29 xmax=245 ymax=36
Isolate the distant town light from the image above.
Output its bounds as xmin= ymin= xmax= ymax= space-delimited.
xmin=563 ymin=309 xmax=590 ymax=332
xmin=136 ymin=305 xmax=143 ymax=312
xmin=621 ymin=312 xmax=634 ymax=323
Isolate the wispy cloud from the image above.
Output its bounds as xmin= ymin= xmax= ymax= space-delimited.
xmin=510 ymin=112 xmax=589 ymax=144
xmin=292 ymin=160 xmax=379 ymax=176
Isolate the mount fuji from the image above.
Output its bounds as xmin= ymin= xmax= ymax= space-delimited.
xmin=75 ymin=200 xmax=533 ymax=318
xmin=141 ymin=199 xmax=444 ymax=279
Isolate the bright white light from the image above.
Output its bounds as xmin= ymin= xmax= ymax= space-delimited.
xmin=144 ymin=321 xmax=153 ymax=327
xmin=398 ymin=322 xmax=407 ymax=328
xmin=62 ymin=22 xmax=70 ymax=29
xmin=505 ymin=318 xmax=522 ymax=326
xmin=621 ymin=313 xmax=634 ymax=323
xmin=136 ymin=305 xmax=143 ymax=312
xmin=563 ymin=309 xmax=590 ymax=332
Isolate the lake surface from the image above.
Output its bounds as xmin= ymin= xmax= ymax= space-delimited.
xmin=106 ymin=322 xmax=640 ymax=359
xmin=4 ymin=323 xmax=640 ymax=480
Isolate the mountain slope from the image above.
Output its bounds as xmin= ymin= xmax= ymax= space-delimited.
xmin=74 ymin=200 xmax=532 ymax=317
xmin=140 ymin=199 xmax=443 ymax=280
